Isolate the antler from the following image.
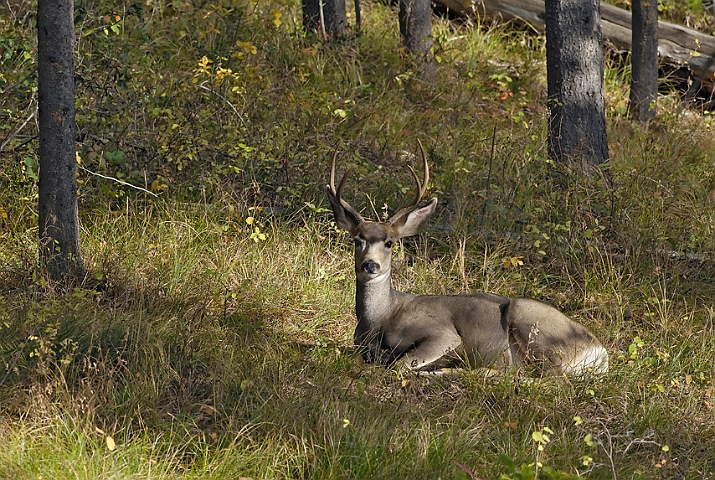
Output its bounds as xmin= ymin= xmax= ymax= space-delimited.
xmin=388 ymin=139 xmax=430 ymax=225
xmin=328 ymin=149 xmax=342 ymax=197
xmin=328 ymin=149 xmax=364 ymax=224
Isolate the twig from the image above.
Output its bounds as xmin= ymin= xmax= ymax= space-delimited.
xmin=0 ymin=100 xmax=36 ymax=153
xmin=6 ymin=135 xmax=36 ymax=151
xmin=79 ymin=165 xmax=159 ymax=197
xmin=319 ymin=0 xmax=327 ymax=40
xmin=0 ymin=66 xmax=38 ymax=96
xmin=196 ymin=81 xmax=248 ymax=130
xmin=621 ymin=432 xmax=658 ymax=455
xmin=596 ymin=421 xmax=618 ymax=480
xmin=5 ymin=0 xmax=17 ymax=21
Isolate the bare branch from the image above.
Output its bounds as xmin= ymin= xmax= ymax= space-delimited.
xmin=79 ymin=166 xmax=159 ymax=197
xmin=0 ymin=98 xmax=36 ymax=153
xmin=196 ymin=81 xmax=248 ymax=130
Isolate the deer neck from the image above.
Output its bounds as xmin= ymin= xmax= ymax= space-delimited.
xmin=355 ymin=271 xmax=398 ymax=327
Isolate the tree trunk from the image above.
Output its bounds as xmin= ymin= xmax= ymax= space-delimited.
xmin=545 ymin=0 xmax=609 ymax=166
xmin=629 ymin=0 xmax=658 ymax=121
xmin=303 ymin=0 xmax=348 ymax=39
xmin=37 ymin=0 xmax=84 ymax=279
xmin=399 ymin=0 xmax=435 ymax=82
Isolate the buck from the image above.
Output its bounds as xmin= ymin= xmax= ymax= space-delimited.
xmin=327 ymin=143 xmax=608 ymax=375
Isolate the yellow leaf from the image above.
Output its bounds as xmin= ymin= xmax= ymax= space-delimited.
xmin=106 ymin=435 xmax=116 ymax=451
xmin=245 ymin=216 xmax=255 ymax=225
xmin=236 ymin=41 xmax=257 ymax=55
xmin=691 ymin=51 xmax=701 ymax=57
xmin=502 ymin=256 xmax=524 ymax=268
xmin=76 ymin=152 xmax=82 ymax=164
xmin=272 ymin=9 xmax=282 ymax=27
xmin=0 ymin=206 xmax=7 ymax=219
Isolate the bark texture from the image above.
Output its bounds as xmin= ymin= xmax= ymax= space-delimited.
xmin=545 ymin=0 xmax=609 ymax=166
xmin=629 ymin=0 xmax=658 ymax=121
xmin=399 ymin=0 xmax=435 ymax=82
xmin=37 ymin=0 xmax=84 ymax=279
xmin=303 ymin=0 xmax=348 ymax=38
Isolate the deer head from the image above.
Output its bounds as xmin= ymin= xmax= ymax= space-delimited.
xmin=326 ymin=141 xmax=438 ymax=282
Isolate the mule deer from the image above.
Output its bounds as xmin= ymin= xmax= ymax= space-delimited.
xmin=327 ymin=143 xmax=608 ymax=375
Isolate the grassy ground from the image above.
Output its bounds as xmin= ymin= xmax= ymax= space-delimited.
xmin=2 ymin=0 xmax=715 ymax=478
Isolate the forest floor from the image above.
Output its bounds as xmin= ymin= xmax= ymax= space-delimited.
xmin=1 ymin=0 xmax=715 ymax=478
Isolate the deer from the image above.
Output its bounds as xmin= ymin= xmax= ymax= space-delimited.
xmin=327 ymin=142 xmax=609 ymax=375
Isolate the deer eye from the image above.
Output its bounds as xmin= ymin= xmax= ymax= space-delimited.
xmin=385 ymin=241 xmax=394 ymax=249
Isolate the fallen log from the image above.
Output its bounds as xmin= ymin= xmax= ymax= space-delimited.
xmin=438 ymin=0 xmax=715 ymax=79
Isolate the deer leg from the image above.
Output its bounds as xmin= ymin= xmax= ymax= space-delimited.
xmin=394 ymin=331 xmax=463 ymax=371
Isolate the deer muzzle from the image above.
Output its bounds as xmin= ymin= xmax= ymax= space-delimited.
xmin=361 ymin=260 xmax=380 ymax=274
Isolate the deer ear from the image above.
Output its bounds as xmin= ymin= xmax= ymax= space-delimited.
xmin=391 ymin=198 xmax=437 ymax=238
xmin=326 ymin=185 xmax=363 ymax=234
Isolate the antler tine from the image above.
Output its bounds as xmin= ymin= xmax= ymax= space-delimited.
xmin=417 ymin=138 xmax=429 ymax=198
xmin=404 ymin=165 xmax=422 ymax=208
xmin=387 ymin=139 xmax=431 ymax=225
xmin=330 ymin=149 xmax=351 ymax=206
xmin=327 ymin=148 xmax=365 ymax=225
xmin=403 ymin=139 xmax=430 ymax=207
xmin=329 ymin=149 xmax=340 ymax=194
xmin=336 ymin=168 xmax=349 ymax=203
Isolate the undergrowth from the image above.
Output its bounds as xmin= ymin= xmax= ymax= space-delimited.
xmin=1 ymin=0 xmax=715 ymax=478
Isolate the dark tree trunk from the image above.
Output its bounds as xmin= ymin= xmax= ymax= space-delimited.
xmin=629 ymin=0 xmax=658 ymax=121
xmin=37 ymin=0 xmax=84 ymax=279
xmin=303 ymin=0 xmax=348 ymax=38
xmin=545 ymin=0 xmax=608 ymax=166
xmin=399 ymin=0 xmax=435 ymax=82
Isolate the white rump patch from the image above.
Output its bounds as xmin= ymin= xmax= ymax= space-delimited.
xmin=563 ymin=344 xmax=609 ymax=375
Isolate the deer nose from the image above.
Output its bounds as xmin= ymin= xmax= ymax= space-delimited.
xmin=362 ymin=260 xmax=379 ymax=274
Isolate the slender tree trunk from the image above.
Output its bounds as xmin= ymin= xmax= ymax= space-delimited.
xmin=545 ymin=0 xmax=608 ymax=166
xmin=303 ymin=0 xmax=348 ymax=38
xmin=37 ymin=0 xmax=84 ymax=279
xmin=399 ymin=0 xmax=435 ymax=82
xmin=629 ymin=0 xmax=658 ymax=121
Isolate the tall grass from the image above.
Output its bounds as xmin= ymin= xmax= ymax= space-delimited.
xmin=2 ymin=192 xmax=714 ymax=478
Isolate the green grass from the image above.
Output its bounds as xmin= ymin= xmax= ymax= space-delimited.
xmin=2 ymin=0 xmax=715 ymax=478
xmin=1 ymin=198 xmax=713 ymax=478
